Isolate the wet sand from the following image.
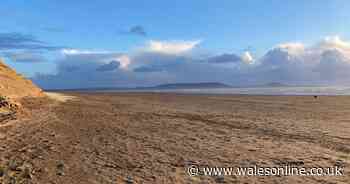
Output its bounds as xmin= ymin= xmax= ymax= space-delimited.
xmin=0 ymin=93 xmax=349 ymax=183
xmin=45 ymin=92 xmax=77 ymax=102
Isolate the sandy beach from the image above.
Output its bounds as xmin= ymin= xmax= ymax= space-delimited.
xmin=0 ymin=92 xmax=349 ymax=183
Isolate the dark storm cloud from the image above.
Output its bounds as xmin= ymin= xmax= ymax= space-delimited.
xmin=129 ymin=26 xmax=147 ymax=36
xmin=118 ymin=26 xmax=147 ymax=36
xmin=96 ymin=61 xmax=121 ymax=72
xmin=0 ymin=32 xmax=63 ymax=50
xmin=207 ymin=53 xmax=242 ymax=63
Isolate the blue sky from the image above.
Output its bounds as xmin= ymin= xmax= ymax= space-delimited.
xmin=1 ymin=1 xmax=350 ymax=88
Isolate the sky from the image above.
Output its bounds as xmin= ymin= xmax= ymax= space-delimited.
xmin=1 ymin=0 xmax=350 ymax=89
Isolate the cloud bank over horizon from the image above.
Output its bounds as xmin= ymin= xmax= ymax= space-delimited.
xmin=3 ymin=36 xmax=350 ymax=89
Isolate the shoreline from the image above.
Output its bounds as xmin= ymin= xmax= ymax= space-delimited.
xmin=45 ymin=90 xmax=350 ymax=97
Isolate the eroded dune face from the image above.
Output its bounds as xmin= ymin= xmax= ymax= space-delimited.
xmin=0 ymin=59 xmax=44 ymax=99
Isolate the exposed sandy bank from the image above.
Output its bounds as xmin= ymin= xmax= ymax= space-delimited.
xmin=45 ymin=92 xmax=77 ymax=102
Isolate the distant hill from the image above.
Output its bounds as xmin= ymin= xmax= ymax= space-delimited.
xmin=154 ymin=82 xmax=231 ymax=89
xmin=0 ymin=59 xmax=44 ymax=99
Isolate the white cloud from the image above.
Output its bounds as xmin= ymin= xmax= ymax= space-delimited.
xmin=241 ymin=51 xmax=254 ymax=64
xmin=276 ymin=42 xmax=305 ymax=55
xmin=146 ymin=40 xmax=201 ymax=55
xmin=318 ymin=36 xmax=350 ymax=50
xmin=258 ymin=36 xmax=350 ymax=84
xmin=115 ymin=55 xmax=131 ymax=69
xmin=61 ymin=49 xmax=112 ymax=55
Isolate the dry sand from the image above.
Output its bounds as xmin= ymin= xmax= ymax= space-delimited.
xmin=0 ymin=93 xmax=349 ymax=183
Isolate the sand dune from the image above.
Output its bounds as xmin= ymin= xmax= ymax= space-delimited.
xmin=0 ymin=60 xmax=44 ymax=99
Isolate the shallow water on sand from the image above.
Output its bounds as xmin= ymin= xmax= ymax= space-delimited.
xmin=107 ymin=86 xmax=350 ymax=95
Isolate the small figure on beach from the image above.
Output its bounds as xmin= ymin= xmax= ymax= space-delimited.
xmin=314 ymin=95 xmax=318 ymax=99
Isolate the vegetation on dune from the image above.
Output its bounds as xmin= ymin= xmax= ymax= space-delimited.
xmin=0 ymin=157 xmax=33 ymax=184
xmin=0 ymin=95 xmax=19 ymax=122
